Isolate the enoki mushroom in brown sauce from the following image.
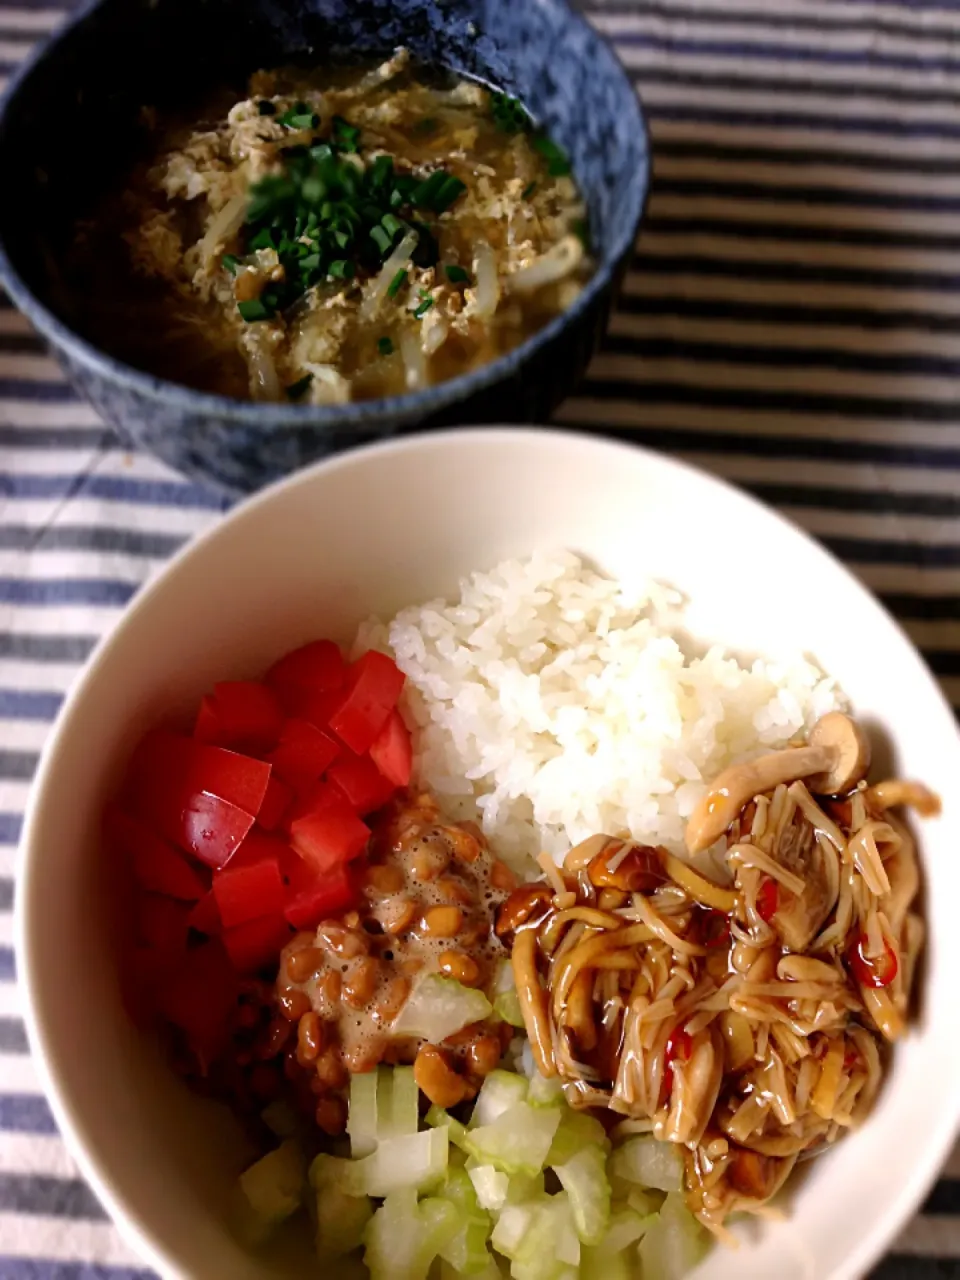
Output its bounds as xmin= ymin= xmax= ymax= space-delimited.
xmin=498 ymin=712 xmax=934 ymax=1239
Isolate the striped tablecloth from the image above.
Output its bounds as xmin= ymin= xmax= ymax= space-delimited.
xmin=2 ymin=0 xmax=960 ymax=1276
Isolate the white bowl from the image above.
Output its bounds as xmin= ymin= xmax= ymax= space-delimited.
xmin=17 ymin=427 xmax=960 ymax=1280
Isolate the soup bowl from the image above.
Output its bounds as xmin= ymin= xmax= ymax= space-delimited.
xmin=16 ymin=427 xmax=960 ymax=1280
xmin=0 ymin=0 xmax=648 ymax=496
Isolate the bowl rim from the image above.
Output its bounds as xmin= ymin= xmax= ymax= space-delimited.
xmin=0 ymin=0 xmax=650 ymax=426
xmin=15 ymin=424 xmax=960 ymax=1280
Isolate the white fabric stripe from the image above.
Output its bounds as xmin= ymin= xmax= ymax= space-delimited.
xmin=623 ymin=266 xmax=960 ymax=318
xmin=0 ymin=554 xmax=166 ymax=581
xmin=0 ymin=1216 xmax=144 ymax=1266
xmin=0 ymin=722 xmax=49 ymax=751
xmin=0 ymin=664 xmax=86 ymax=696
xmin=653 ymin=152 xmax=960 ymax=198
xmin=557 ymin=396 xmax=960 ymax=449
xmin=0 ymin=1054 xmax=40 ymax=1093
xmin=611 ymin=312 xmax=960 ymax=361
xmin=0 ymin=986 xmax=24 ymax=1019
xmin=589 ymin=1 xmax=960 ymax=35
xmin=0 ymin=604 xmax=120 ymax=635
xmin=0 ymin=914 xmax=14 ymax=948
xmin=0 ymin=784 xmax=37 ymax=814
xmin=0 ymin=448 xmax=122 ymax=476
xmin=0 ymin=354 xmax=64 ymax=382
xmin=0 ymin=501 xmax=217 ymax=539
xmin=0 ymin=1135 xmax=80 ymax=1180
xmin=0 ymin=38 xmax=31 ymax=60
xmin=0 ymin=401 xmax=106 ymax=427
xmin=0 ymin=849 xmax=20 ymax=879
xmin=589 ymin=351 xmax=960 ymax=406
xmin=0 ymin=8 xmax=63 ymax=31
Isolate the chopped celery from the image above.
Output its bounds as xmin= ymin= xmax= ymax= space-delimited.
xmin=260 ymin=1098 xmax=298 ymax=1139
xmin=364 ymin=1187 xmax=459 ymax=1280
xmin=237 ymin=1139 xmax=304 ymax=1245
xmin=497 ymin=1193 xmax=581 ymax=1280
xmin=312 ymin=1127 xmax=448 ymax=1197
xmin=315 ymin=1185 xmax=373 ymax=1257
xmin=468 ymin=1164 xmax=510 ymax=1211
xmin=392 ymin=974 xmax=493 ymax=1042
xmin=527 ymin=1071 xmax=564 ymax=1108
xmin=552 ymin=1145 xmax=610 ymax=1246
xmin=494 ymin=989 xmax=525 ymax=1027
xmin=437 ymin=1167 xmax=493 ymax=1274
xmin=637 ymin=1192 xmax=708 ymax=1280
xmin=598 ymin=1206 xmax=654 ymax=1254
xmin=609 ymin=1137 xmax=684 ymax=1193
xmin=465 ymin=1101 xmax=560 ymax=1176
xmin=426 ymin=1104 xmax=469 ymax=1150
xmin=380 ymin=1065 xmax=419 ymax=1140
xmin=547 ymin=1110 xmax=609 ymax=1167
xmin=580 ymin=1246 xmax=631 ymax=1280
xmin=349 ymin=1071 xmax=380 ymax=1158
xmin=626 ymin=1186 xmax=665 ymax=1218
xmin=470 ymin=1071 xmax=530 ymax=1128
xmin=490 ymin=1204 xmax=534 ymax=1258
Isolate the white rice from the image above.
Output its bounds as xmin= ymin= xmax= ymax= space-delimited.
xmin=355 ymin=550 xmax=843 ymax=869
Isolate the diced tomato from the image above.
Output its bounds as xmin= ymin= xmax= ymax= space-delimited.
xmin=155 ymin=941 xmax=238 ymax=1061
xmin=104 ymin=806 xmax=207 ymax=902
xmin=369 ymin=709 xmax=413 ymax=788
xmin=213 ymin=853 xmax=285 ymax=930
xmin=327 ymin=750 xmax=395 ymax=814
xmin=187 ymin=890 xmax=221 ymax=937
xmin=192 ymin=695 xmax=223 ymax=745
xmin=209 ymin=681 xmax=283 ymax=754
xmin=848 ymin=932 xmax=899 ymax=989
xmin=662 ymin=1027 xmax=693 ymax=1102
xmin=328 ymin=651 xmax=405 ymax=754
xmin=290 ymin=790 xmax=371 ymax=872
xmin=756 ymin=877 xmax=779 ymax=924
xmin=698 ymin=909 xmax=731 ymax=950
xmin=181 ymin=791 xmax=257 ymax=870
xmin=266 ymin=719 xmax=340 ymax=791
xmin=284 ymin=860 xmax=358 ymax=930
xmin=228 ymin=829 xmax=291 ymax=869
xmin=266 ymin=640 xmax=347 ymax=710
xmin=258 ymin=774 xmax=293 ymax=831
xmin=136 ymin=894 xmax=190 ymax=957
xmin=296 ymin=688 xmax=347 ymax=733
xmin=222 ymin=913 xmax=292 ymax=975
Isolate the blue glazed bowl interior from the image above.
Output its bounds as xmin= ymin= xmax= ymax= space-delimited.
xmin=0 ymin=0 xmax=649 ymax=491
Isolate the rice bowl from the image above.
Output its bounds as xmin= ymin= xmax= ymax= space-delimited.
xmin=15 ymin=427 xmax=960 ymax=1280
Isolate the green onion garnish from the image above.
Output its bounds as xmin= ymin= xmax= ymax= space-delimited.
xmin=286 ymin=374 xmax=312 ymax=400
xmin=491 ymin=92 xmax=531 ymax=134
xmin=381 ymin=212 xmax=405 ymax=239
xmin=532 ymin=134 xmax=571 ymax=177
xmin=370 ymin=225 xmax=392 ymax=255
xmin=280 ymin=105 xmax=320 ymax=130
xmin=332 ymin=116 xmax=361 ymax=152
xmin=221 ymin=254 xmax=241 ymax=275
xmin=430 ymin=174 xmax=466 ymax=213
xmin=257 ymin=100 xmax=276 ymax=116
xmin=237 ymin=298 xmax=274 ymax=322
xmin=378 ymin=336 xmax=394 ymax=356
xmin=328 ymin=259 xmax=355 ymax=279
xmin=386 ymin=269 xmax=408 ymax=298
xmin=413 ymin=294 xmax=434 ymax=319
xmin=522 ymin=181 xmax=537 ymax=200
xmin=444 ymin=264 xmax=469 ymax=284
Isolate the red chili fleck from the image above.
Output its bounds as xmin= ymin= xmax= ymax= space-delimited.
xmin=756 ymin=877 xmax=779 ymax=924
xmin=662 ymin=1027 xmax=693 ymax=1102
xmin=847 ymin=933 xmax=898 ymax=989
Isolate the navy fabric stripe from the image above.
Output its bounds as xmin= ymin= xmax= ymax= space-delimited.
xmin=926 ymin=1182 xmax=960 ymax=1215
xmin=0 ymin=949 xmax=16 ymax=982
xmin=0 ymin=382 xmax=78 ymax=402
xmin=648 ymin=99 xmax=960 ymax=143
xmin=874 ymin=1260 xmax=960 ymax=1280
xmin=0 ymin=878 xmax=12 ymax=911
xmin=0 ymin=428 xmax=113 ymax=450
xmin=819 ymin=537 xmax=960 ymax=568
xmin=0 ymin=814 xmax=23 ymax=845
xmin=0 ymin=474 xmax=227 ymax=509
xmin=0 ymin=1264 xmax=155 ymax=1280
xmin=0 ymin=526 xmax=186 ymax=558
xmin=654 ymin=137 xmax=960 ymax=177
xmin=923 ymin=652 xmax=960 ymax=678
xmin=0 ymin=752 xmax=39 ymax=781
xmin=0 ymin=1095 xmax=56 ymax=1136
xmin=0 ymin=634 xmax=96 ymax=663
xmin=0 ymin=579 xmax=136 ymax=606
xmin=0 ymin=333 xmax=46 ymax=355
xmin=632 ymin=251 xmax=960 ymax=293
xmin=0 ymin=1175 xmax=106 ymax=1220
xmin=642 ymin=212 xmax=960 ymax=255
xmin=881 ymin=594 xmax=960 ymax=620
xmin=651 ymin=176 xmax=960 ymax=215
xmin=0 ymin=1018 xmax=28 ymax=1054
xmin=0 ymin=690 xmax=63 ymax=720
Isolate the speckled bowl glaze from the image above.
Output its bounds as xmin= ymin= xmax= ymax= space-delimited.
xmin=0 ymin=0 xmax=649 ymax=495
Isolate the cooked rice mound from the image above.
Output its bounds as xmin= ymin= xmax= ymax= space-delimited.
xmin=356 ymin=550 xmax=843 ymax=867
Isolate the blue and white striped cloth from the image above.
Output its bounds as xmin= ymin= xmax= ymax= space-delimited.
xmin=3 ymin=1 xmax=960 ymax=1276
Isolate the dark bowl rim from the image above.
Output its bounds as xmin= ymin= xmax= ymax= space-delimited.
xmin=0 ymin=0 xmax=650 ymax=429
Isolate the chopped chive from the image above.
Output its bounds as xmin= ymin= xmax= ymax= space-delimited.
xmin=367 ymin=154 xmax=393 ymax=194
xmin=310 ymin=142 xmax=333 ymax=163
xmin=430 ymin=174 xmax=466 ymax=213
xmin=221 ymin=254 xmax=241 ymax=275
xmin=378 ymin=336 xmax=394 ymax=356
xmin=412 ymin=169 xmax=448 ymax=208
xmin=444 ymin=264 xmax=469 ymax=284
xmin=370 ymin=225 xmax=392 ymax=255
xmin=237 ymin=298 xmax=274 ymax=322
xmin=532 ymin=133 xmax=571 ymax=177
xmin=299 ymin=253 xmax=321 ymax=271
xmin=491 ymin=92 xmax=531 ymax=134
xmin=286 ymin=373 xmax=312 ymax=400
xmin=280 ymin=107 xmax=320 ymax=130
xmin=386 ymin=268 xmax=408 ymax=298
xmin=257 ymin=100 xmax=276 ymax=116
xmin=522 ymin=181 xmax=537 ymax=200
xmin=248 ymin=226 xmax=276 ymax=252
xmin=381 ymin=212 xmax=405 ymax=239
xmin=328 ymin=259 xmax=355 ymax=279
xmin=413 ymin=294 xmax=434 ymax=319
xmin=332 ymin=115 xmax=361 ymax=152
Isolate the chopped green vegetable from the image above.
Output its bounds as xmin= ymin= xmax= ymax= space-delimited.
xmin=237 ymin=298 xmax=274 ymax=323
xmin=348 ymin=1070 xmax=380 ymax=1158
xmin=315 ymin=1185 xmax=374 ymax=1258
xmin=426 ymin=1104 xmax=469 ymax=1150
xmin=436 ymin=1167 xmax=493 ymax=1275
xmin=379 ymin=1065 xmax=419 ymax=1141
xmin=608 ymin=1136 xmax=684 ymax=1193
xmin=527 ymin=1069 xmax=564 ymax=1108
xmin=444 ymin=264 xmax=470 ymax=284
xmin=491 ymin=92 xmax=532 ymax=134
xmin=413 ymin=294 xmax=434 ymax=319
xmin=370 ymin=224 xmax=393 ymax=255
xmin=387 ymin=268 xmax=408 ymax=298
xmin=221 ymin=253 xmax=241 ymax=275
xmin=260 ymin=1098 xmax=298 ymax=1139
xmin=236 ymin=1139 xmax=305 ymax=1246
xmin=532 ymin=133 xmax=572 ymax=177
xmin=547 ymin=1109 xmax=609 ymax=1168
xmin=553 ymin=1145 xmax=611 ymax=1246
xmin=464 ymin=1101 xmax=560 ymax=1177
xmin=471 ymin=1069 xmax=529 ymax=1128
xmin=378 ymin=336 xmax=394 ymax=356
xmin=285 ymin=374 xmax=312 ymax=400
xmin=522 ymin=181 xmax=538 ymax=200
xmin=636 ymin=1192 xmax=708 ymax=1280
xmin=279 ymin=102 xmax=319 ymax=130
xmin=328 ymin=258 xmax=355 ymax=278
xmin=312 ymin=1126 xmax=449 ymax=1198
xmin=364 ymin=1188 xmax=457 ymax=1280
xmin=392 ymin=974 xmax=492 ymax=1041
xmin=332 ymin=115 xmax=361 ymax=152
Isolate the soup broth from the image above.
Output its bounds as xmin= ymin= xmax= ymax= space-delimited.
xmin=66 ymin=52 xmax=592 ymax=404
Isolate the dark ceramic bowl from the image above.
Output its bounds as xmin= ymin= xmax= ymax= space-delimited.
xmin=0 ymin=0 xmax=649 ymax=496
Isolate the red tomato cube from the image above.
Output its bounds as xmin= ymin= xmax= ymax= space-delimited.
xmin=105 ymin=806 xmax=207 ymax=901
xmin=182 ymin=792 xmax=257 ymax=870
xmin=213 ymin=853 xmax=285 ymax=929
xmin=186 ymin=890 xmax=221 ymax=937
xmin=258 ymin=774 xmax=293 ymax=831
xmin=328 ymin=651 xmax=405 ymax=754
xmin=284 ymin=861 xmax=358 ymax=930
xmin=222 ymin=914 xmax=291 ymax=975
xmin=266 ymin=639 xmax=347 ymax=710
xmin=192 ymin=695 xmax=223 ymax=745
xmin=155 ymin=941 xmax=238 ymax=1061
xmin=210 ymin=681 xmax=283 ymax=754
xmin=267 ymin=719 xmax=340 ymax=791
xmin=290 ymin=792 xmax=371 ymax=872
xmin=369 ymin=709 xmax=413 ymax=788
xmin=327 ymin=750 xmax=395 ymax=814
